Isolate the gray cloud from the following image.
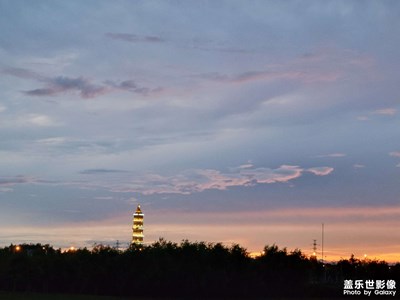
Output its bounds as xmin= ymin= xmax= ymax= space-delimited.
xmin=24 ymin=76 xmax=109 ymax=98
xmin=111 ymin=80 xmax=137 ymax=90
xmin=104 ymin=80 xmax=162 ymax=95
xmin=105 ymin=32 xmax=165 ymax=43
xmin=2 ymin=67 xmax=45 ymax=80
xmin=3 ymin=66 xmax=160 ymax=99
xmin=25 ymin=88 xmax=59 ymax=96
xmin=2 ymin=67 xmax=110 ymax=99
xmin=33 ymin=137 xmax=124 ymax=156
xmin=0 ymin=175 xmax=45 ymax=187
xmin=0 ymin=176 xmax=31 ymax=186
xmin=316 ymin=153 xmax=346 ymax=158
xmin=105 ymin=32 xmax=250 ymax=54
xmin=80 ymin=169 xmax=130 ymax=175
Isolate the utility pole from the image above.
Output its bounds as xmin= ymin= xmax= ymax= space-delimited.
xmin=322 ymin=223 xmax=324 ymax=265
xmin=322 ymin=223 xmax=327 ymax=282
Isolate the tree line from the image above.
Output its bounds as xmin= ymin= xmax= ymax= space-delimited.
xmin=0 ymin=239 xmax=399 ymax=298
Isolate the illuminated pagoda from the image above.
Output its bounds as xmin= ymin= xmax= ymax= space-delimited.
xmin=132 ymin=204 xmax=144 ymax=245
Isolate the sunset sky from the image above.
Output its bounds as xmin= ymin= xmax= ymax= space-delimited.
xmin=1 ymin=0 xmax=400 ymax=262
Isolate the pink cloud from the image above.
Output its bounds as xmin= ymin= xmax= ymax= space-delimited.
xmin=238 ymin=163 xmax=254 ymax=169
xmin=389 ymin=151 xmax=400 ymax=157
xmin=197 ymin=46 xmax=375 ymax=87
xmin=372 ymin=108 xmax=397 ymax=116
xmin=108 ymin=164 xmax=333 ymax=195
xmin=195 ymin=169 xmax=250 ymax=191
xmin=199 ymin=69 xmax=339 ymax=85
xmin=307 ymin=167 xmax=334 ymax=176
xmin=241 ymin=165 xmax=303 ymax=184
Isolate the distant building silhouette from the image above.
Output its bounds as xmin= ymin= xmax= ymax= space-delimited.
xmin=132 ymin=204 xmax=144 ymax=245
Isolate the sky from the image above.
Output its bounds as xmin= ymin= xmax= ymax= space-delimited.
xmin=0 ymin=0 xmax=400 ymax=262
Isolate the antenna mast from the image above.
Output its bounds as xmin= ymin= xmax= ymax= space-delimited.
xmin=116 ymin=240 xmax=120 ymax=251
xmin=312 ymin=239 xmax=317 ymax=258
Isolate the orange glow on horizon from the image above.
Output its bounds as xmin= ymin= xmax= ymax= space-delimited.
xmin=2 ymin=205 xmax=399 ymax=263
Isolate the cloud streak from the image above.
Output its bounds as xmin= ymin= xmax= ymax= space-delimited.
xmin=105 ymin=32 xmax=165 ymax=43
xmin=316 ymin=153 xmax=346 ymax=158
xmin=196 ymin=69 xmax=339 ymax=85
xmin=192 ymin=47 xmax=372 ymax=87
xmin=104 ymin=80 xmax=162 ymax=95
xmin=372 ymin=108 xmax=397 ymax=116
xmin=0 ymin=175 xmax=39 ymax=187
xmin=24 ymin=76 xmax=109 ymax=98
xmin=105 ymin=32 xmax=251 ymax=54
xmin=3 ymin=67 xmax=159 ymax=99
xmin=353 ymin=164 xmax=365 ymax=169
xmin=80 ymin=169 xmax=130 ymax=175
xmin=2 ymin=67 xmax=45 ymax=80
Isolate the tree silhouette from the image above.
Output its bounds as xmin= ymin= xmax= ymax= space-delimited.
xmin=0 ymin=241 xmax=398 ymax=298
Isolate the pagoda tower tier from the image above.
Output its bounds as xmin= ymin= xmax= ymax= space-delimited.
xmin=132 ymin=204 xmax=144 ymax=245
